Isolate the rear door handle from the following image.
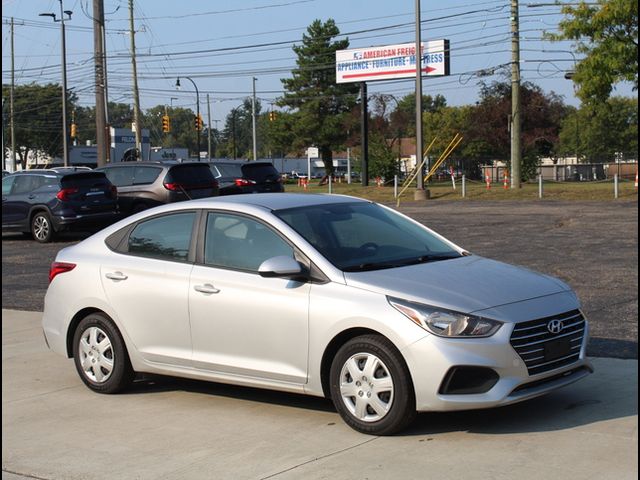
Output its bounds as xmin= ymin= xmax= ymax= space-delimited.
xmin=105 ymin=271 xmax=128 ymax=281
xmin=28 ymin=194 xmax=36 ymax=199
xmin=194 ymin=283 xmax=220 ymax=294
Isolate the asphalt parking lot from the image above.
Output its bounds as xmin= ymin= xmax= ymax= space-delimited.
xmin=1 ymin=199 xmax=638 ymax=480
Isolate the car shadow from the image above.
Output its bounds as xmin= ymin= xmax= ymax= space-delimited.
xmin=123 ymin=359 xmax=637 ymax=437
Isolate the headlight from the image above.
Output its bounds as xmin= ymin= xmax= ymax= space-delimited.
xmin=388 ymin=297 xmax=502 ymax=338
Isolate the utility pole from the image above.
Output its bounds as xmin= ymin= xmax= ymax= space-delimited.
xmin=93 ymin=0 xmax=107 ymax=166
xmin=252 ymin=77 xmax=258 ymax=162
xmin=10 ymin=17 xmax=16 ymax=171
xmin=510 ymin=0 xmax=522 ymax=188
xmin=207 ymin=93 xmax=212 ymax=161
xmin=129 ymin=0 xmax=142 ymax=158
xmin=360 ymin=82 xmax=369 ymax=186
xmin=414 ymin=0 xmax=427 ymax=199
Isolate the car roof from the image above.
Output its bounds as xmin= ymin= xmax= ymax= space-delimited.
xmin=189 ymin=193 xmax=369 ymax=211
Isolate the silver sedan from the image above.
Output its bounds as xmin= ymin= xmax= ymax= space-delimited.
xmin=42 ymin=193 xmax=592 ymax=435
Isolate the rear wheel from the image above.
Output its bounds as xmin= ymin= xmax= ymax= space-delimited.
xmin=72 ymin=312 xmax=134 ymax=394
xmin=31 ymin=211 xmax=54 ymax=243
xmin=329 ymin=334 xmax=416 ymax=435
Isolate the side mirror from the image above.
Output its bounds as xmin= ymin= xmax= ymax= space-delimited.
xmin=258 ymin=256 xmax=303 ymax=278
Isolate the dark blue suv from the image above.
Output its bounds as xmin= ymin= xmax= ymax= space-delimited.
xmin=2 ymin=170 xmax=118 ymax=242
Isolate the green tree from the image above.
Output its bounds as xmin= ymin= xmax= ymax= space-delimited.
xmin=558 ymin=97 xmax=638 ymax=162
xmin=2 ymin=83 xmax=78 ymax=168
xmin=145 ymin=105 xmax=199 ymax=156
xmin=550 ymin=0 xmax=638 ymax=104
xmin=466 ymin=81 xmax=569 ymax=180
xmin=279 ymin=19 xmax=359 ymax=177
xmin=219 ymin=99 xmax=259 ymax=159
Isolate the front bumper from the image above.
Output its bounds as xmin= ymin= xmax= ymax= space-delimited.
xmin=402 ymin=317 xmax=593 ymax=412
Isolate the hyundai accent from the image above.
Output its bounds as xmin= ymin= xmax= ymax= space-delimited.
xmin=42 ymin=193 xmax=592 ymax=435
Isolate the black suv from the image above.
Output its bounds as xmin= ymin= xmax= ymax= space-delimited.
xmin=95 ymin=162 xmax=219 ymax=215
xmin=209 ymin=161 xmax=284 ymax=196
xmin=2 ymin=170 xmax=118 ymax=242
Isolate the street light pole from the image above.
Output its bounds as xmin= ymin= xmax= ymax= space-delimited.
xmin=252 ymin=77 xmax=258 ymax=162
xmin=40 ymin=2 xmax=72 ymax=167
xmin=176 ymin=77 xmax=200 ymax=159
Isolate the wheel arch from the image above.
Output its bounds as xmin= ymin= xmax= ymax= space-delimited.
xmin=65 ymin=307 xmax=108 ymax=358
xmin=320 ymin=327 xmax=399 ymax=398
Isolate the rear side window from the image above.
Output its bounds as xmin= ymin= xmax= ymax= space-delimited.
xmin=127 ymin=212 xmax=196 ymax=262
xmin=241 ymin=163 xmax=280 ymax=182
xmin=100 ymin=167 xmax=134 ymax=187
xmin=165 ymin=164 xmax=215 ymax=185
xmin=11 ymin=175 xmax=57 ymax=194
xmin=133 ymin=166 xmax=162 ymax=185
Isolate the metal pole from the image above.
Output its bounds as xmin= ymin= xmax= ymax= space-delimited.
xmin=614 ymin=174 xmax=619 ymax=199
xmin=510 ymin=0 xmax=522 ymax=188
xmin=462 ymin=174 xmax=466 ymax=198
xmin=328 ymin=175 xmax=332 ymax=194
xmin=252 ymin=77 xmax=258 ymax=162
xmin=10 ymin=17 xmax=16 ymax=171
xmin=394 ymin=175 xmax=398 ymax=198
xmin=538 ymin=174 xmax=543 ymax=199
xmin=207 ymin=93 xmax=212 ymax=161
xmin=347 ymin=147 xmax=351 ymax=184
xmin=59 ymin=0 xmax=69 ymax=166
xmin=414 ymin=0 xmax=426 ymax=199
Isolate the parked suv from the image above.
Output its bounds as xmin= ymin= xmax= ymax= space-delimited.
xmin=95 ymin=162 xmax=219 ymax=215
xmin=209 ymin=161 xmax=284 ymax=196
xmin=2 ymin=170 xmax=118 ymax=243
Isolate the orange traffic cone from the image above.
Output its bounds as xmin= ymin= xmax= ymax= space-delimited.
xmin=635 ymin=170 xmax=638 ymax=190
xmin=485 ymin=173 xmax=491 ymax=190
xmin=503 ymin=172 xmax=508 ymax=189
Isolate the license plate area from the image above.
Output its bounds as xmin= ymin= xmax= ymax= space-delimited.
xmin=544 ymin=338 xmax=571 ymax=361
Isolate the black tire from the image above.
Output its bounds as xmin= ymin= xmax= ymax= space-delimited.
xmin=329 ymin=334 xmax=416 ymax=435
xmin=31 ymin=211 xmax=55 ymax=243
xmin=72 ymin=312 xmax=134 ymax=394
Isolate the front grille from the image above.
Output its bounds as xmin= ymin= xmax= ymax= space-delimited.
xmin=510 ymin=309 xmax=585 ymax=375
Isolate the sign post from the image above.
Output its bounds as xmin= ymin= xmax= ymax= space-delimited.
xmin=307 ymin=147 xmax=319 ymax=181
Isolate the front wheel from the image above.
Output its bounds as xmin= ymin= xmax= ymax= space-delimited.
xmin=72 ymin=312 xmax=134 ymax=394
xmin=329 ymin=334 xmax=416 ymax=435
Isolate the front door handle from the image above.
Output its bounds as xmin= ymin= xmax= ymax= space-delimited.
xmin=194 ymin=283 xmax=220 ymax=294
xmin=105 ymin=271 xmax=128 ymax=281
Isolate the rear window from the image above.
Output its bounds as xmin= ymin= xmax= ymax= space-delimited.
xmin=213 ymin=163 xmax=243 ymax=178
xmin=241 ymin=163 xmax=280 ymax=182
xmin=60 ymin=172 xmax=110 ymax=189
xmin=165 ymin=164 xmax=215 ymax=184
xmin=133 ymin=166 xmax=162 ymax=185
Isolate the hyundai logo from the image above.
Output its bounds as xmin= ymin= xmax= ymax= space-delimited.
xmin=547 ymin=319 xmax=564 ymax=334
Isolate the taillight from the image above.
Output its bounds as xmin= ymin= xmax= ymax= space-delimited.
xmin=234 ymin=178 xmax=256 ymax=187
xmin=49 ymin=262 xmax=76 ymax=283
xmin=109 ymin=185 xmax=118 ymax=198
xmin=56 ymin=187 xmax=79 ymax=201
xmin=163 ymin=182 xmax=180 ymax=191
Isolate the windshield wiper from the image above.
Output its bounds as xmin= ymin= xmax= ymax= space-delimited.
xmin=343 ymin=253 xmax=461 ymax=272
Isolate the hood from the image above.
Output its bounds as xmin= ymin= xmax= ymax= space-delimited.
xmin=343 ymin=255 xmax=571 ymax=314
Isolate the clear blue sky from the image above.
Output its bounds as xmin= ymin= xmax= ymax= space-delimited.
xmin=2 ymin=0 xmax=634 ymax=129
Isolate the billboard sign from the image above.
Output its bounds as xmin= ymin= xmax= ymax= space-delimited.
xmin=336 ymin=40 xmax=449 ymax=83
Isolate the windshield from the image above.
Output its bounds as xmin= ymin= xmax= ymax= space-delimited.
xmin=274 ymin=202 xmax=462 ymax=271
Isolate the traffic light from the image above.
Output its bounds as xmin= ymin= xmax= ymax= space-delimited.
xmin=162 ymin=114 xmax=170 ymax=133
xmin=269 ymin=111 xmax=277 ymax=122
xmin=70 ymin=123 xmax=77 ymax=138
xmin=195 ymin=114 xmax=203 ymax=131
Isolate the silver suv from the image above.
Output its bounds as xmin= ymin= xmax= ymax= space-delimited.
xmin=95 ymin=162 xmax=219 ymax=215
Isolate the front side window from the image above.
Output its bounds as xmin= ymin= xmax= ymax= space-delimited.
xmin=204 ymin=212 xmax=293 ymax=271
xmin=128 ymin=212 xmax=195 ymax=261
